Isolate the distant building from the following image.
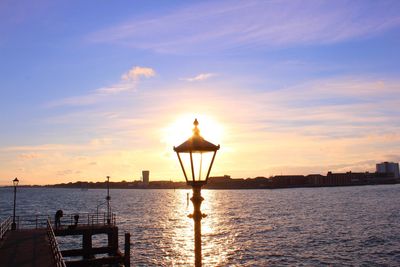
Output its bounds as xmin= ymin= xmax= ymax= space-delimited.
xmin=142 ymin=170 xmax=150 ymax=186
xmin=326 ymin=171 xmax=360 ymax=185
xmin=376 ymin=162 xmax=399 ymax=178
xmin=271 ymin=175 xmax=306 ymax=187
xmin=306 ymin=174 xmax=325 ymax=185
xmin=208 ymin=175 xmax=231 ymax=183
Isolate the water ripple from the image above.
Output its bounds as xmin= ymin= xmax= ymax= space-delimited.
xmin=1 ymin=185 xmax=400 ymax=266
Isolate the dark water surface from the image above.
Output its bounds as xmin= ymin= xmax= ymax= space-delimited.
xmin=1 ymin=185 xmax=400 ymax=266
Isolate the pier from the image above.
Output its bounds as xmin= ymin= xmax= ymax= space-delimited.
xmin=0 ymin=213 xmax=130 ymax=267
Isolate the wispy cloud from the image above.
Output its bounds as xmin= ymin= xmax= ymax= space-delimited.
xmin=46 ymin=66 xmax=155 ymax=107
xmin=87 ymin=0 xmax=400 ymax=53
xmin=227 ymin=77 xmax=400 ymax=138
xmin=4 ymin=144 xmax=89 ymax=153
xmin=121 ymin=66 xmax=155 ymax=81
xmin=18 ymin=153 xmax=42 ymax=160
xmin=182 ymin=73 xmax=216 ymax=82
xmin=2 ymin=138 xmax=114 ymax=153
xmin=94 ymin=82 xmax=136 ymax=95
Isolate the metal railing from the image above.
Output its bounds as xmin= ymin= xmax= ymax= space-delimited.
xmin=46 ymin=218 xmax=67 ymax=267
xmin=15 ymin=215 xmax=49 ymax=230
xmin=13 ymin=212 xmax=116 ymax=230
xmin=0 ymin=216 xmax=12 ymax=239
xmin=61 ymin=212 xmax=116 ymax=228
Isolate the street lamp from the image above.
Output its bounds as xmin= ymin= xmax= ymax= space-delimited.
xmin=174 ymin=119 xmax=220 ymax=267
xmin=106 ymin=176 xmax=111 ymax=225
xmin=11 ymin=177 xmax=19 ymax=230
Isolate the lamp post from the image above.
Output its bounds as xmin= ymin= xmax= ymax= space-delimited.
xmin=11 ymin=177 xmax=19 ymax=230
xmin=174 ymin=119 xmax=220 ymax=267
xmin=106 ymin=176 xmax=111 ymax=225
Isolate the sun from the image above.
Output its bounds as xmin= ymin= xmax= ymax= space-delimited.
xmin=162 ymin=114 xmax=223 ymax=150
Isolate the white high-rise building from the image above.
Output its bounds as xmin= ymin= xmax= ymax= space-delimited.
xmin=142 ymin=170 xmax=150 ymax=186
xmin=376 ymin=162 xmax=399 ymax=178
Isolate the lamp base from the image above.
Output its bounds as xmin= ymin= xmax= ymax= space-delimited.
xmin=11 ymin=222 xmax=16 ymax=230
xmin=187 ymin=181 xmax=207 ymax=187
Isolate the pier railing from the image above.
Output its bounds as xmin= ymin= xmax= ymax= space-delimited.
xmin=14 ymin=212 xmax=116 ymax=230
xmin=0 ymin=216 xmax=12 ymax=239
xmin=15 ymin=214 xmax=50 ymax=229
xmin=62 ymin=212 xmax=117 ymax=227
xmin=46 ymin=218 xmax=67 ymax=267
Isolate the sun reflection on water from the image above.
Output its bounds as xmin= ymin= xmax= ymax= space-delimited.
xmin=168 ymin=189 xmax=238 ymax=266
xmin=165 ymin=189 xmax=191 ymax=266
xmin=201 ymin=190 xmax=238 ymax=266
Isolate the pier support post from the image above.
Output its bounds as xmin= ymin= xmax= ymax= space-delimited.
xmin=124 ymin=232 xmax=131 ymax=267
xmin=107 ymin=227 xmax=119 ymax=255
xmin=82 ymin=231 xmax=93 ymax=259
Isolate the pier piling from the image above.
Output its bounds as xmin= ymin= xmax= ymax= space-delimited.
xmin=124 ymin=232 xmax=131 ymax=267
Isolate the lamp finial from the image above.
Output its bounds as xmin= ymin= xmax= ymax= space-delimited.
xmin=193 ymin=119 xmax=200 ymax=136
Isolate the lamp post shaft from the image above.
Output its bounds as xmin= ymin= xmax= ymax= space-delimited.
xmin=12 ymin=185 xmax=17 ymax=230
xmin=106 ymin=176 xmax=110 ymax=225
xmin=191 ymin=185 xmax=204 ymax=267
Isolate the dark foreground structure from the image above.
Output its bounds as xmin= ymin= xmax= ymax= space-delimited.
xmin=0 ymin=213 xmax=130 ymax=267
xmin=42 ymin=162 xmax=400 ymax=190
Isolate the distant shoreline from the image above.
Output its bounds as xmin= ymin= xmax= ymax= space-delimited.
xmin=1 ymin=175 xmax=398 ymax=190
xmin=1 ymin=183 xmax=398 ymax=190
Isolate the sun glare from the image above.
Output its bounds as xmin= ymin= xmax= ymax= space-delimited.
xmin=162 ymin=114 xmax=223 ymax=151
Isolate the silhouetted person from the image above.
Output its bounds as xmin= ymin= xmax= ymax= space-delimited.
xmin=55 ymin=209 xmax=63 ymax=229
xmin=74 ymin=214 xmax=79 ymax=227
xmin=69 ymin=214 xmax=80 ymax=229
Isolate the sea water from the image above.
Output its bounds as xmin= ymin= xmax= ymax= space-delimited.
xmin=1 ymin=185 xmax=399 ymax=266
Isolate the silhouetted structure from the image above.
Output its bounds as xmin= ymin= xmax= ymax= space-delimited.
xmin=272 ymin=175 xmax=306 ymax=187
xmin=0 ymin=213 xmax=130 ymax=267
xmin=106 ymin=176 xmax=111 ymax=225
xmin=174 ymin=119 xmax=220 ymax=267
xmin=142 ymin=170 xmax=150 ymax=186
xmin=376 ymin=162 xmax=399 ymax=178
xmin=44 ymin=161 xmax=400 ymax=190
xmin=11 ymin=177 xmax=19 ymax=230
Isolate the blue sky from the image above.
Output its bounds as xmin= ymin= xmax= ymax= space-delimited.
xmin=1 ymin=0 xmax=400 ymax=184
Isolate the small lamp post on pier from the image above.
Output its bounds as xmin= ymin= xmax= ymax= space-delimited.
xmin=106 ymin=176 xmax=111 ymax=225
xmin=174 ymin=119 xmax=220 ymax=267
xmin=11 ymin=177 xmax=19 ymax=230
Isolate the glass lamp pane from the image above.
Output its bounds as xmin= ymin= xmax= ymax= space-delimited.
xmin=179 ymin=152 xmax=215 ymax=181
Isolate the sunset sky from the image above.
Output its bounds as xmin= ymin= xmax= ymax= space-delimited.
xmin=1 ymin=0 xmax=400 ymax=185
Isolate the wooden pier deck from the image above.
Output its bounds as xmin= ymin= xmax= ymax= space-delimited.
xmin=0 ymin=229 xmax=54 ymax=267
xmin=0 ymin=213 xmax=130 ymax=267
